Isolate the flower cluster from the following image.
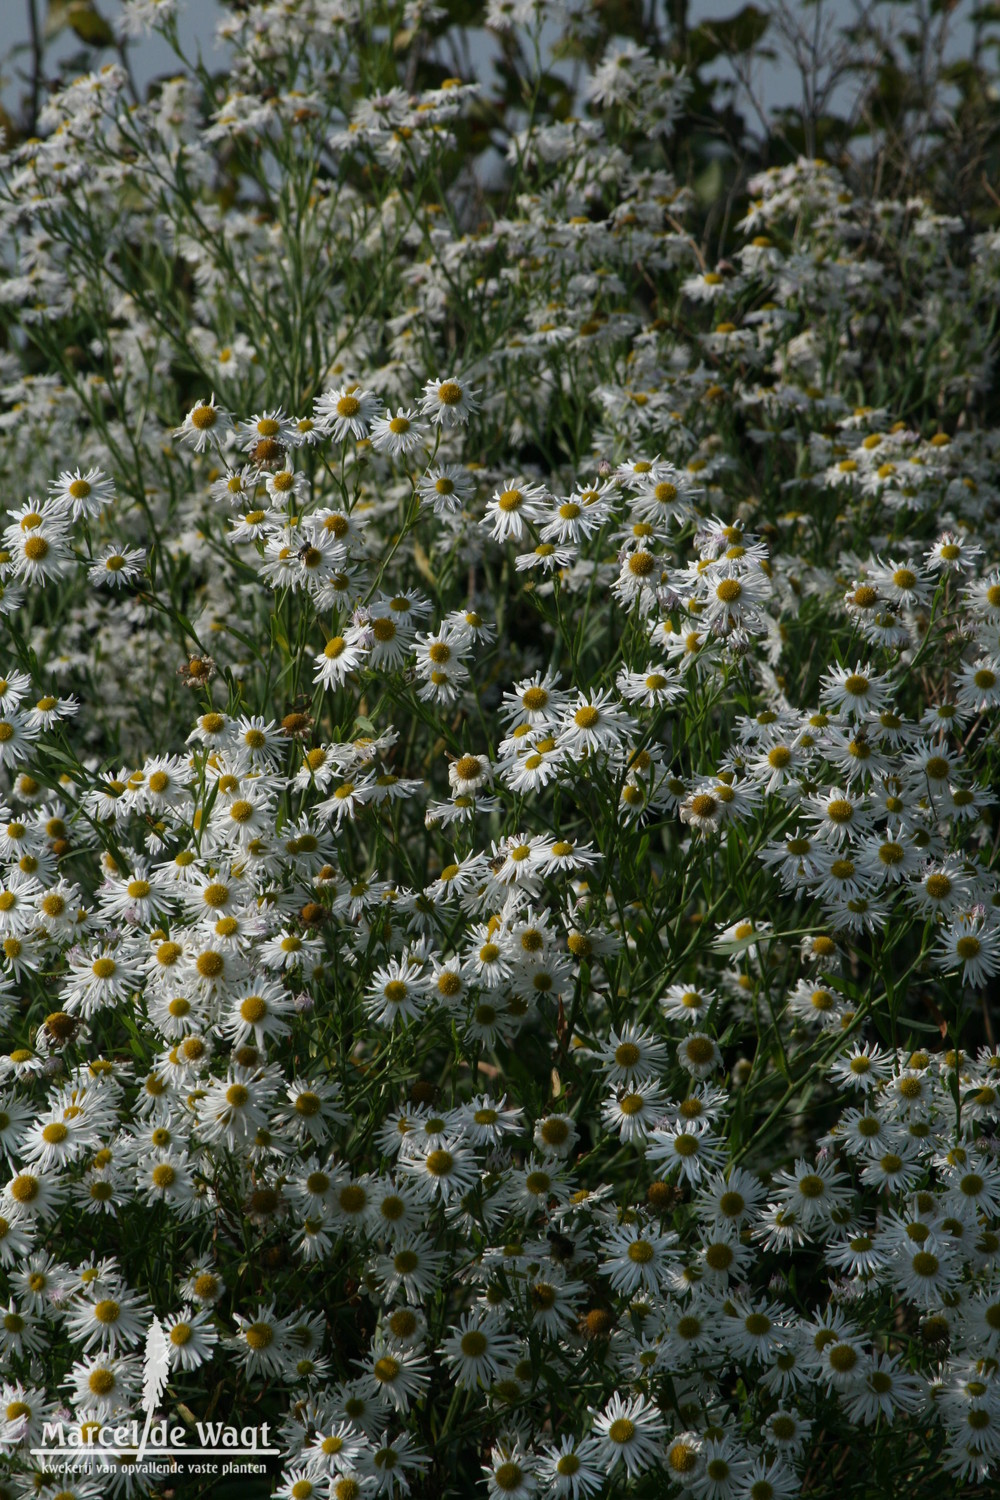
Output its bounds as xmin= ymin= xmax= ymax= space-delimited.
xmin=0 ymin=4 xmax=999 ymax=1500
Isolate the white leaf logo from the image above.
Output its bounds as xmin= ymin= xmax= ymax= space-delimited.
xmin=137 ymin=1316 xmax=170 ymax=1461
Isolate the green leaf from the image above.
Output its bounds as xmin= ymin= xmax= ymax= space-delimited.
xmin=688 ymin=5 xmax=770 ymax=66
xmin=46 ymin=0 xmax=113 ymax=46
xmin=693 ymin=157 xmax=726 ymax=209
xmin=411 ymin=537 xmax=437 ymax=587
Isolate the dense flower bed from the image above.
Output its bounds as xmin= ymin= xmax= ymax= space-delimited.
xmin=1 ymin=3 xmax=999 ymax=1497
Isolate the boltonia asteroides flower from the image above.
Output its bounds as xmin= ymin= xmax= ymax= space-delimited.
xmin=937 ymin=912 xmax=1000 ymax=987
xmin=420 ymin=375 xmax=480 ymax=427
xmin=589 ymin=1392 xmax=665 ymax=1478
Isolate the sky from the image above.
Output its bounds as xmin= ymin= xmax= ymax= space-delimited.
xmin=0 ymin=0 xmax=984 ymax=137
